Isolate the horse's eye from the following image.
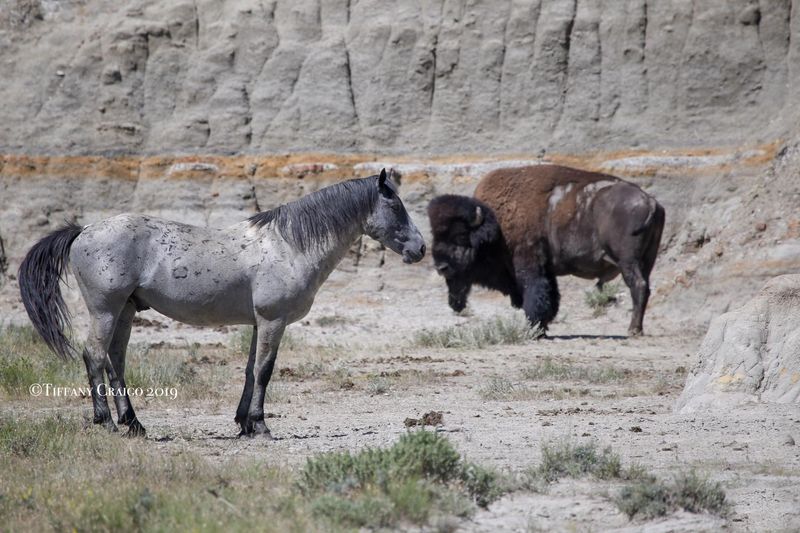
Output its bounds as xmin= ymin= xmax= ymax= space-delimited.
xmin=390 ymin=202 xmax=402 ymax=213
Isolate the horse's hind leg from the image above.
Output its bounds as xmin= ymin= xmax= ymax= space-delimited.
xmin=82 ymin=309 xmax=122 ymax=432
xmin=107 ymin=301 xmax=145 ymax=437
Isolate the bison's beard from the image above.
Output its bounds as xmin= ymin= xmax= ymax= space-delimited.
xmin=446 ymin=277 xmax=471 ymax=312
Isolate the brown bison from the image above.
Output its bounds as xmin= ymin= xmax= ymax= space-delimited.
xmin=427 ymin=165 xmax=665 ymax=336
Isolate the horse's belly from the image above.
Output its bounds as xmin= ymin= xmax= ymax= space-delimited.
xmin=133 ymin=285 xmax=255 ymax=326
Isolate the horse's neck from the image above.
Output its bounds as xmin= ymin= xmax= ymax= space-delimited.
xmin=302 ymin=221 xmax=363 ymax=285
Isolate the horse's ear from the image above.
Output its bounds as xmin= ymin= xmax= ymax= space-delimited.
xmin=378 ymin=168 xmax=393 ymax=197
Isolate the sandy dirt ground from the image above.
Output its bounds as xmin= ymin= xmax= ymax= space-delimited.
xmin=6 ymin=252 xmax=799 ymax=532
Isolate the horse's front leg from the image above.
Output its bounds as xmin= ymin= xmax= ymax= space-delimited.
xmin=241 ymin=320 xmax=285 ymax=438
xmin=235 ymin=326 xmax=257 ymax=435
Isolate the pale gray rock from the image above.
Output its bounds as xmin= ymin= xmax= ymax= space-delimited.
xmin=0 ymin=0 xmax=799 ymax=155
xmin=676 ymin=275 xmax=800 ymax=413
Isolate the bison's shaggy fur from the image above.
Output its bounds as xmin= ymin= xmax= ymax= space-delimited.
xmin=428 ymin=165 xmax=665 ymax=336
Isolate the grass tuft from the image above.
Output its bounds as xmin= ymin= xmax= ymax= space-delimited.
xmin=298 ymin=430 xmax=504 ymax=528
xmin=0 ymin=414 xmax=313 ymax=531
xmin=0 ymin=325 xmax=84 ymax=397
xmin=478 ymin=376 xmax=519 ymax=400
xmin=584 ymin=282 xmax=620 ymax=316
xmin=414 ymin=314 xmax=542 ymax=349
xmin=538 ymin=440 xmax=623 ymax=482
xmin=615 ymin=470 xmax=728 ymax=520
xmin=522 ymin=358 xmax=630 ymax=384
xmin=519 ymin=440 xmax=728 ymax=522
xmin=366 ymin=375 xmax=390 ymax=395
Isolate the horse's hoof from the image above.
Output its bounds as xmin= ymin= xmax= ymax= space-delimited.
xmin=238 ymin=419 xmax=272 ymax=440
xmin=124 ymin=420 xmax=147 ymax=438
xmin=253 ymin=427 xmax=273 ymax=440
xmin=97 ymin=419 xmax=118 ymax=432
xmin=628 ymin=328 xmax=643 ymax=337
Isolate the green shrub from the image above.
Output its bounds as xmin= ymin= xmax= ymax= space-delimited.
xmin=584 ymin=282 xmax=620 ymax=316
xmin=522 ymin=358 xmax=629 ymax=383
xmin=616 ymin=470 xmax=728 ymax=519
xmin=0 ymin=325 xmax=84 ymax=396
xmin=298 ymin=430 xmax=504 ymax=528
xmin=414 ymin=315 xmax=542 ymax=349
xmin=538 ymin=440 xmax=622 ymax=482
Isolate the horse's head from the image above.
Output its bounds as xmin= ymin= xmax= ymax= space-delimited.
xmin=364 ymin=169 xmax=426 ymax=264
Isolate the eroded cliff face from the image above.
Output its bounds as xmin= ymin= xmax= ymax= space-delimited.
xmin=2 ymin=0 xmax=800 ymax=331
xmin=0 ymin=0 xmax=798 ymax=155
xmin=3 ymin=142 xmax=800 ymax=331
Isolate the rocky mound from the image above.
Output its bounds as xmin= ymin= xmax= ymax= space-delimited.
xmin=676 ymin=274 xmax=800 ymax=413
xmin=0 ymin=0 xmax=798 ymax=155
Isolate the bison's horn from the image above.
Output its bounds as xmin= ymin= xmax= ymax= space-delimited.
xmin=471 ymin=206 xmax=484 ymax=227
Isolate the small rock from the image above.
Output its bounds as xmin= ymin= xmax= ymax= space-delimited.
xmin=782 ymin=434 xmax=795 ymax=446
xmin=101 ymin=66 xmax=122 ymax=85
xmin=755 ymin=221 xmax=767 ymax=232
xmin=738 ymin=5 xmax=761 ymax=25
xmin=630 ymin=426 xmax=643 ymax=433
xmin=404 ymin=411 xmax=443 ymax=427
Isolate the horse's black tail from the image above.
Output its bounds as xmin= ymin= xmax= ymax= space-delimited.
xmin=18 ymin=223 xmax=83 ymax=359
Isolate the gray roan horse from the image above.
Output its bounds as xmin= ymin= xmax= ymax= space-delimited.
xmin=19 ymin=170 xmax=425 ymax=438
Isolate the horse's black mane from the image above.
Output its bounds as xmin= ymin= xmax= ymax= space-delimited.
xmin=248 ymin=175 xmax=382 ymax=251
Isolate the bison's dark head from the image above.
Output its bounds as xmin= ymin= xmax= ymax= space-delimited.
xmin=427 ymin=195 xmax=501 ymax=312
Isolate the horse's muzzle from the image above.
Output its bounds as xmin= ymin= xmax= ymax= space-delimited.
xmin=402 ymin=242 xmax=426 ymax=264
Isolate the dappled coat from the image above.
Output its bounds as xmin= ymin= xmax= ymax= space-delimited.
xmin=428 ymin=165 xmax=665 ymax=335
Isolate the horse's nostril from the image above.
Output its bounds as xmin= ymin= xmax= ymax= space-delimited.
xmin=419 ymin=244 xmax=426 ymax=257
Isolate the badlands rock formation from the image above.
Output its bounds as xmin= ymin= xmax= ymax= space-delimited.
xmin=676 ymin=274 xmax=800 ymax=412
xmin=0 ymin=0 xmax=799 ymax=155
xmin=2 ymin=0 xmax=800 ymax=332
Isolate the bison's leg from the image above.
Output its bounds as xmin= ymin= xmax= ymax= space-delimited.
xmin=521 ymin=273 xmax=560 ymax=332
xmin=620 ymin=263 xmax=649 ymax=336
xmin=625 ymin=222 xmax=661 ymax=337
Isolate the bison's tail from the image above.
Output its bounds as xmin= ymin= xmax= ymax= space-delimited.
xmin=632 ymin=198 xmax=659 ymax=236
xmin=18 ymin=223 xmax=84 ymax=359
